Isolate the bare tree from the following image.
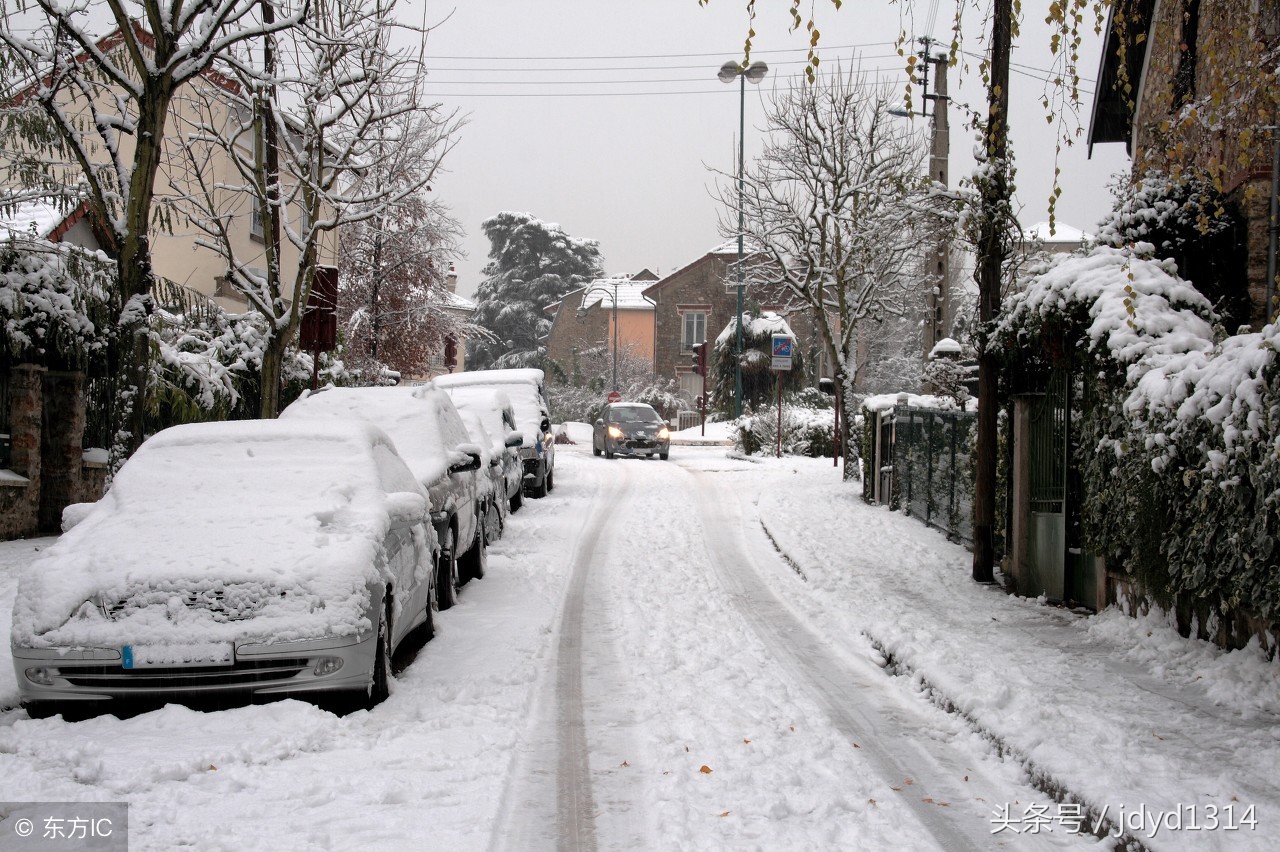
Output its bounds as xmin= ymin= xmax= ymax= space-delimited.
xmin=169 ymin=0 xmax=462 ymax=415
xmin=337 ymin=108 xmax=468 ymax=384
xmin=721 ymin=68 xmax=934 ymax=480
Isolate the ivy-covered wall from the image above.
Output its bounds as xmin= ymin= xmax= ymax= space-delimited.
xmin=996 ymin=244 xmax=1280 ymax=648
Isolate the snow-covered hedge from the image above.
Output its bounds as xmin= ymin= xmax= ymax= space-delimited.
xmin=0 ymin=237 xmax=115 ymax=365
xmin=997 ymin=244 xmax=1280 ymax=625
xmin=734 ymin=404 xmax=834 ymax=458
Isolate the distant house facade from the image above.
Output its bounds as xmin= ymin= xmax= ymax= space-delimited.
xmin=421 ymin=267 xmax=478 ymax=379
xmin=1088 ymin=0 xmax=1279 ymax=325
xmin=544 ymin=270 xmax=658 ymax=385
xmin=641 ymin=244 xmax=828 ymax=408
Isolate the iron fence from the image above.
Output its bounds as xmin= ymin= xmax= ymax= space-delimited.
xmin=892 ymin=405 xmax=976 ymax=545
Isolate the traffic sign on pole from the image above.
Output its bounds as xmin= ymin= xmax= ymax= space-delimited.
xmin=771 ymin=334 xmax=794 ymax=371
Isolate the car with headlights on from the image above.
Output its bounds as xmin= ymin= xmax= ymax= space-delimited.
xmin=593 ymin=402 xmax=671 ymax=459
xmin=281 ymin=384 xmax=486 ymax=602
xmin=11 ymin=420 xmax=437 ymax=719
xmin=434 ymin=369 xmax=555 ymax=498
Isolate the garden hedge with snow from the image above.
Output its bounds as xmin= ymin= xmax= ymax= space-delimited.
xmin=995 ymin=244 xmax=1280 ymax=628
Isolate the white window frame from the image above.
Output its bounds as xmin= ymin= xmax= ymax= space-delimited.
xmin=681 ymin=311 xmax=706 ymax=352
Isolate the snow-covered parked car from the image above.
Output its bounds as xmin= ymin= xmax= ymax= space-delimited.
xmin=435 ymin=368 xmax=555 ymax=498
xmin=446 ymin=385 xmax=525 ymax=516
xmin=457 ymin=410 xmax=517 ymax=544
xmin=10 ymin=420 xmax=437 ymax=719
xmin=282 ymin=383 xmax=486 ymax=602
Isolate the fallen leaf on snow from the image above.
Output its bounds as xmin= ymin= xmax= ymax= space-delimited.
xmin=699 ymin=765 xmax=714 ymax=774
xmin=743 ymin=738 xmax=751 ymax=745
xmin=719 ymin=811 xmax=731 ymax=817
xmin=621 ymin=760 xmax=630 ymax=767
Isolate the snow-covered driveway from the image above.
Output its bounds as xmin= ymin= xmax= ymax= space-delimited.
xmin=1 ymin=439 xmax=1272 ymax=850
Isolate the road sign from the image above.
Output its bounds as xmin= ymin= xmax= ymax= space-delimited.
xmin=607 ymin=390 xmax=622 ymax=403
xmin=771 ymin=334 xmax=794 ymax=371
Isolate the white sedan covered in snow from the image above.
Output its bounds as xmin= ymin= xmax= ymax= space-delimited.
xmin=10 ymin=419 xmax=438 ymax=718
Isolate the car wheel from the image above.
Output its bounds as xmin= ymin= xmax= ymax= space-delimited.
xmin=605 ymin=446 xmax=614 ymax=460
xmin=463 ymin=525 xmax=487 ymax=581
xmin=421 ymin=573 xmax=437 ymax=642
xmin=660 ymin=450 xmax=669 ymax=460
xmin=592 ymin=440 xmax=601 ymax=457
xmin=531 ymin=466 xmax=549 ymax=498
xmin=545 ymin=469 xmax=554 ymax=492
xmin=365 ymin=603 xmax=392 ymax=709
xmin=437 ymin=527 xmax=460 ymax=610
xmin=22 ymin=702 xmax=60 ymax=720
xmin=510 ymin=488 xmax=523 ymax=513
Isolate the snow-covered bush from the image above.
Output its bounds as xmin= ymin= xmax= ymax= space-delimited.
xmin=710 ymin=311 xmax=807 ymax=415
xmin=998 ymin=243 xmax=1280 ymax=627
xmin=0 ymin=237 xmax=116 ymax=367
xmin=734 ymin=404 xmax=835 ymax=458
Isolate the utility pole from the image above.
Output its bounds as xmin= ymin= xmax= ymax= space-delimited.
xmin=924 ymin=41 xmax=951 ymax=358
xmin=972 ymin=0 xmax=1013 ymax=584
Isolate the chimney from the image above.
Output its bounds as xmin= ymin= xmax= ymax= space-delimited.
xmin=446 ymin=263 xmax=458 ymax=294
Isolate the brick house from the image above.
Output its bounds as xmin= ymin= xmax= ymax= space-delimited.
xmin=543 ymin=270 xmax=658 ymax=386
xmin=641 ymin=243 xmax=828 ymax=409
xmin=1088 ymin=0 xmax=1280 ymax=325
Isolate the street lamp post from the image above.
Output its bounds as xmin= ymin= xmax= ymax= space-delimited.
xmin=576 ymin=279 xmax=621 ymax=393
xmin=718 ymin=59 xmax=768 ymax=418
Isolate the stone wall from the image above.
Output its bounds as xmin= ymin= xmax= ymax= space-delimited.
xmin=1129 ymin=0 xmax=1279 ymax=326
xmin=39 ymin=371 xmax=86 ymax=533
xmin=0 ymin=365 xmax=45 ymax=540
xmin=544 ymin=293 xmax=611 ymax=385
xmin=1 ymin=366 xmax=103 ymax=540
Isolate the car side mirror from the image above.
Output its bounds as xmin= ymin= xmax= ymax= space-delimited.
xmin=386 ymin=491 xmax=429 ymax=531
xmin=448 ymin=448 xmax=482 ymax=474
xmin=594 ymin=419 xmax=604 ymax=428
xmin=540 ymin=418 xmax=551 ymax=433
xmin=505 ymin=431 xmax=524 ymax=448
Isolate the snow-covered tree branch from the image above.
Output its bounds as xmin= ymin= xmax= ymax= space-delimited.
xmin=165 ymin=0 xmax=463 ymax=414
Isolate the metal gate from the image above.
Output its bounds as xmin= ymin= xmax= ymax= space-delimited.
xmin=1027 ymin=371 xmax=1068 ymax=600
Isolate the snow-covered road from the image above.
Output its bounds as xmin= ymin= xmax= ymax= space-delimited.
xmin=1 ymin=437 xmax=1276 ymax=850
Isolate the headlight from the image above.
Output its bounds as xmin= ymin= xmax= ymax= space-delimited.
xmin=25 ymin=666 xmax=55 ymax=686
xmin=312 ymin=657 xmax=343 ymax=677
xmin=658 ymin=427 xmax=670 ymax=439
xmin=607 ymin=426 xmax=623 ymax=439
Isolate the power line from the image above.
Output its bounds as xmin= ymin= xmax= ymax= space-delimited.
xmin=423 ymin=52 xmax=904 ymax=74
xmin=419 ymin=41 xmax=900 ymax=62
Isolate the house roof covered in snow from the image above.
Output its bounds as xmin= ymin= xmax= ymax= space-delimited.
xmin=1022 ymin=221 xmax=1093 ymax=244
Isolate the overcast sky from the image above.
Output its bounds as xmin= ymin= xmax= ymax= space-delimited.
xmin=413 ymin=1 xmax=1132 ymax=298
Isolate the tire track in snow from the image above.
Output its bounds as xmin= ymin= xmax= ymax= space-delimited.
xmin=554 ymin=464 xmax=633 ymax=852
xmin=489 ymin=458 xmax=630 ymax=852
xmin=686 ymin=467 xmax=1076 ymax=852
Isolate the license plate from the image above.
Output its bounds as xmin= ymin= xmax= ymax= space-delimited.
xmin=122 ymin=643 xmax=234 ymax=669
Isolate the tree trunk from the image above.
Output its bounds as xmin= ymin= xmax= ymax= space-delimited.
xmin=972 ymin=0 xmax=1013 ymax=584
xmin=259 ymin=335 xmax=287 ymax=419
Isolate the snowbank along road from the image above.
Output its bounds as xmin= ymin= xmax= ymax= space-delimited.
xmin=0 ymin=441 xmax=1099 ymax=850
